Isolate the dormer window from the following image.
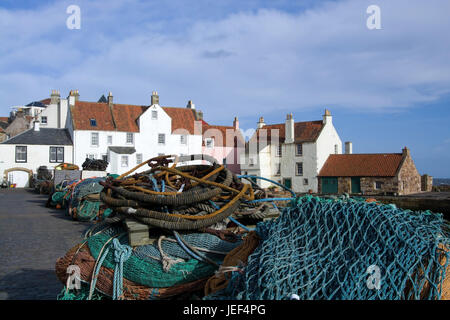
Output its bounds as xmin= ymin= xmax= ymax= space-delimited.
xmin=90 ymin=118 xmax=97 ymax=127
xmin=152 ymin=110 xmax=158 ymax=120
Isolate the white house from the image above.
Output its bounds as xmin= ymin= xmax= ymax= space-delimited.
xmin=240 ymin=110 xmax=342 ymax=193
xmin=65 ymin=91 xmax=205 ymax=175
xmin=0 ymin=122 xmax=73 ymax=187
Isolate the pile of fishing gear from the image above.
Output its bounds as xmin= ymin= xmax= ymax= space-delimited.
xmin=55 ymin=154 xmax=293 ymax=300
xmin=48 ymin=177 xmax=112 ymax=221
xmin=82 ymin=158 xmax=109 ymax=171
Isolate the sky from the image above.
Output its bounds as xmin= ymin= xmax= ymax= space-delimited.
xmin=0 ymin=0 xmax=449 ymax=177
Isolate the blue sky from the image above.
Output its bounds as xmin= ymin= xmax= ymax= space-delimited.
xmin=1 ymin=0 xmax=449 ymax=177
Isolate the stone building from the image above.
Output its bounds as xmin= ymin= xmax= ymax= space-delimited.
xmin=318 ymin=147 xmax=423 ymax=196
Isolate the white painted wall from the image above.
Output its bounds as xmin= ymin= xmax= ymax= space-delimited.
xmin=239 ymin=115 xmax=342 ymax=193
xmin=38 ymin=98 xmax=68 ymax=129
xmin=0 ymin=144 xmax=74 ymax=183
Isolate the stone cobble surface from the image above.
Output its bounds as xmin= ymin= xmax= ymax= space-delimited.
xmin=0 ymin=189 xmax=90 ymax=300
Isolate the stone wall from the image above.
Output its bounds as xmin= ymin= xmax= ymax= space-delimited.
xmin=360 ymin=177 xmax=398 ymax=195
xmin=421 ymin=174 xmax=433 ymax=192
xmin=397 ymin=151 xmax=422 ymax=195
xmin=338 ymin=177 xmax=351 ymax=194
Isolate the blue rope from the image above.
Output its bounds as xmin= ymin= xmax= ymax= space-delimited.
xmin=229 ymin=216 xmax=253 ymax=232
xmin=111 ymin=238 xmax=132 ymax=300
xmin=237 ymin=175 xmax=296 ymax=197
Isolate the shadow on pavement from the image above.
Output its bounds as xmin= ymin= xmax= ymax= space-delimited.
xmin=0 ymin=268 xmax=63 ymax=300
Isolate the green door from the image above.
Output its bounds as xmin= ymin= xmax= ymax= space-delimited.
xmin=283 ymin=178 xmax=292 ymax=190
xmin=322 ymin=177 xmax=338 ymax=194
xmin=351 ymin=177 xmax=361 ymax=194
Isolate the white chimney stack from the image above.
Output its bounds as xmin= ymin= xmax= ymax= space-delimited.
xmin=285 ymin=113 xmax=294 ymax=143
xmin=345 ymin=141 xmax=353 ymax=154
xmin=187 ymin=100 xmax=195 ymax=109
xmin=34 ymin=121 xmax=40 ymax=131
xmin=323 ymin=109 xmax=332 ymax=125
xmin=257 ymin=116 xmax=265 ymax=129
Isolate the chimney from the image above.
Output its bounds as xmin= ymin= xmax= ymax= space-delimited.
xmin=108 ymin=91 xmax=113 ymax=107
xmin=187 ymin=100 xmax=195 ymax=109
xmin=33 ymin=121 xmax=40 ymax=131
xmin=322 ymin=109 xmax=332 ymax=125
xmin=50 ymin=90 xmax=60 ymax=104
xmin=197 ymin=110 xmax=203 ymax=120
xmin=68 ymin=90 xmax=79 ymax=105
xmin=345 ymin=141 xmax=353 ymax=154
xmin=285 ymin=113 xmax=294 ymax=144
xmin=233 ymin=117 xmax=239 ymax=130
xmin=257 ymin=116 xmax=265 ymax=129
xmin=151 ymin=91 xmax=159 ymax=105
xmin=402 ymin=146 xmax=410 ymax=158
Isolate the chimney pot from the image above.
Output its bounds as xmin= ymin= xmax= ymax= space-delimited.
xmin=108 ymin=92 xmax=113 ymax=107
xmin=345 ymin=141 xmax=352 ymax=154
xmin=187 ymin=100 xmax=195 ymax=109
xmin=233 ymin=116 xmax=239 ymax=130
xmin=151 ymin=91 xmax=159 ymax=105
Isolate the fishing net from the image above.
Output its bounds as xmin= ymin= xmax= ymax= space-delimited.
xmin=206 ymin=196 xmax=450 ymax=300
xmin=55 ymin=224 xmax=243 ymax=299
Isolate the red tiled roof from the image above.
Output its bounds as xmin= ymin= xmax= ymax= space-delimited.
xmin=111 ymin=104 xmax=147 ymax=133
xmin=0 ymin=117 xmax=9 ymax=123
xmin=71 ymin=101 xmax=117 ymax=131
xmin=250 ymin=120 xmax=324 ymax=144
xmin=40 ymin=98 xmax=51 ymax=105
xmin=162 ymin=107 xmax=198 ymax=135
xmin=71 ymin=101 xmax=201 ymax=134
xmin=202 ymin=121 xmax=245 ymax=147
xmin=318 ymin=153 xmax=404 ymax=177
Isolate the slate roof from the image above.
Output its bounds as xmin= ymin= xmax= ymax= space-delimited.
xmin=318 ymin=153 xmax=404 ymax=177
xmin=108 ymin=146 xmax=136 ymax=154
xmin=1 ymin=128 xmax=73 ymax=145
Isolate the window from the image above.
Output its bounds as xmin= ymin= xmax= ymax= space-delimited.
xmin=205 ymin=138 xmax=214 ymax=148
xmin=107 ymin=135 xmax=112 ymax=145
xmin=275 ymin=163 xmax=281 ymax=175
xmin=136 ymin=153 xmax=143 ymax=164
xmin=91 ymin=132 xmax=99 ymax=146
xmin=152 ymin=110 xmax=158 ymax=120
xmin=86 ymin=154 xmax=95 ymax=159
xmin=49 ymin=147 xmax=64 ymax=163
xmin=180 ymin=135 xmax=187 ymax=144
xmin=375 ymin=181 xmax=383 ymax=190
xmin=90 ymin=118 xmax=97 ymax=127
xmin=249 ymin=158 xmax=254 ymax=167
xmin=41 ymin=116 xmax=47 ymax=124
xmin=158 ymin=133 xmax=165 ymax=144
xmin=296 ymin=162 xmax=303 ymax=176
xmin=15 ymin=146 xmax=27 ymax=163
xmin=102 ymin=154 xmax=108 ymax=162
xmin=296 ymin=144 xmax=303 ymax=156
xmin=276 ymin=144 xmax=282 ymax=157
xmin=303 ymin=178 xmax=309 ymax=186
xmin=121 ymin=156 xmax=128 ymax=167
xmin=223 ymin=158 xmax=227 ymax=166
xmin=335 ymin=144 xmax=339 ymax=154
xmin=126 ymin=133 xmax=134 ymax=144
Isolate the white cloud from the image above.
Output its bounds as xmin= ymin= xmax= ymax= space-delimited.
xmin=1 ymin=0 xmax=450 ymax=124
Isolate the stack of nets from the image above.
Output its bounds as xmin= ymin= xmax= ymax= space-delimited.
xmin=82 ymin=158 xmax=109 ymax=171
xmin=48 ymin=177 xmax=112 ymax=221
xmin=56 ymin=154 xmax=278 ymax=300
xmin=205 ymin=196 xmax=450 ymax=300
xmin=56 ymin=223 xmax=244 ymax=300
